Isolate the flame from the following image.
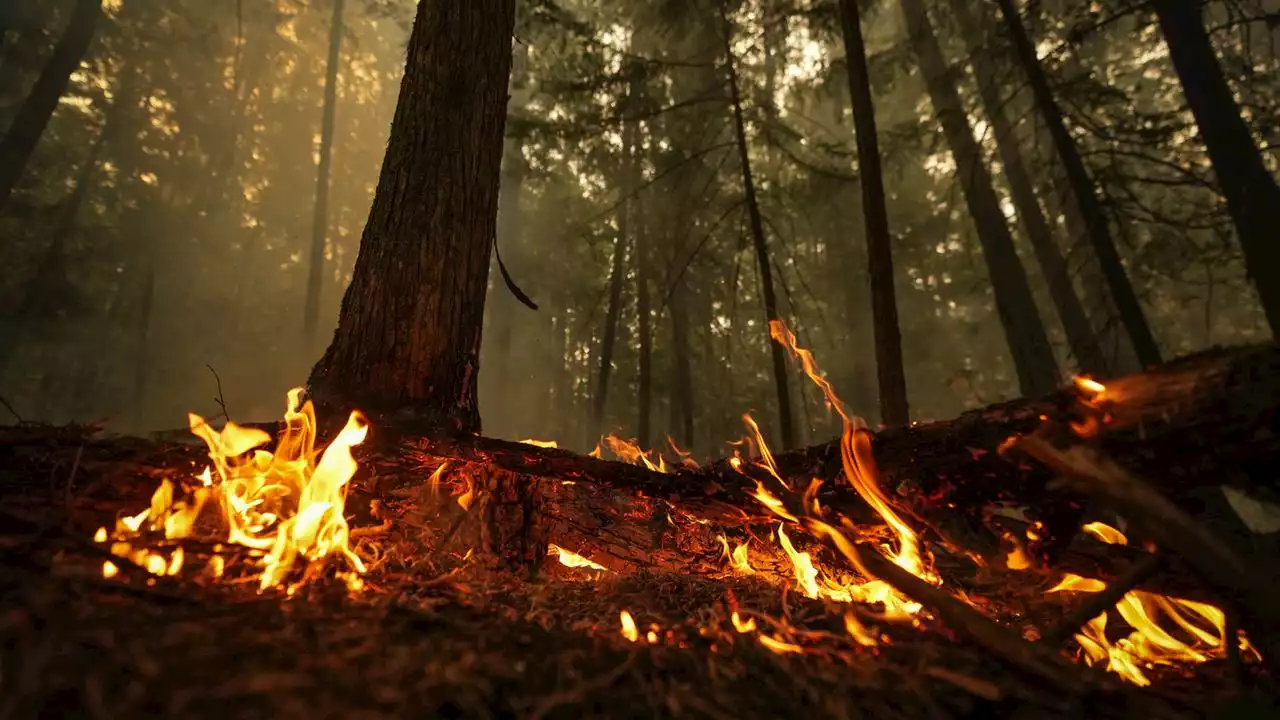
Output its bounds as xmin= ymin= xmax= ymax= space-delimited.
xmin=601 ymin=434 xmax=668 ymax=473
xmin=619 ymin=610 xmax=639 ymax=642
xmin=759 ymin=634 xmax=805 ymax=654
xmin=519 ymin=438 xmax=558 ymax=449
xmin=94 ymin=388 xmax=368 ymax=592
xmin=548 ymin=543 xmax=609 ymax=572
xmin=730 ymin=542 xmax=755 ymax=575
xmin=731 ymin=611 xmax=757 ymax=633
xmin=666 ymin=436 xmax=699 ymax=468
xmin=1074 ymin=376 xmax=1106 ymax=397
xmin=1048 ymin=522 xmax=1257 ymax=685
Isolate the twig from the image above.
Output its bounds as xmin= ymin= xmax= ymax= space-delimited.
xmin=1043 ymin=551 xmax=1163 ymax=646
xmin=206 ymin=364 xmax=230 ymax=421
xmin=0 ymin=395 xmax=22 ymax=423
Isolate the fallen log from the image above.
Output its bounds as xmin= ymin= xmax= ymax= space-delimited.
xmin=400 ymin=342 xmax=1280 ymax=568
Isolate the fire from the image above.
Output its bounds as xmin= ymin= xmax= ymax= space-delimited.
xmin=519 ymin=438 xmax=558 ymax=449
xmin=548 ymin=543 xmax=609 ymax=572
xmin=94 ymin=388 xmax=369 ymax=592
xmin=601 ymin=434 xmax=668 ymax=472
xmin=1049 ymin=522 xmax=1257 ymax=685
xmin=619 ymin=610 xmax=639 ymax=642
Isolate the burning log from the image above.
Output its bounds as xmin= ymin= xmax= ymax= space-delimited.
xmin=405 ymin=342 xmax=1280 ymax=572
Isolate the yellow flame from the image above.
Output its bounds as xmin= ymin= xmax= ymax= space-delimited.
xmin=602 ymin=435 xmax=667 ymax=473
xmin=548 ymin=543 xmax=608 ymax=572
xmin=1048 ymin=523 xmax=1258 ymax=685
xmin=519 ymin=438 xmax=558 ymax=449
xmin=96 ymin=388 xmax=368 ymax=592
xmin=731 ymin=611 xmax=757 ymax=633
xmin=619 ymin=610 xmax=639 ymax=642
xmin=759 ymin=634 xmax=804 ymax=654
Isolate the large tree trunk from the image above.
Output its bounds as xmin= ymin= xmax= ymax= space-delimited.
xmin=303 ymin=0 xmax=346 ymax=348
xmin=1151 ymin=0 xmax=1280 ymax=338
xmin=836 ymin=0 xmax=910 ymax=426
xmin=899 ymin=0 xmax=1060 ymax=397
xmin=993 ymin=0 xmax=1163 ymax=368
xmin=948 ymin=0 xmax=1109 ymax=378
xmin=0 ymin=0 xmax=100 ymax=213
xmin=307 ymin=0 xmax=517 ymax=433
xmin=720 ymin=4 xmax=795 ymax=449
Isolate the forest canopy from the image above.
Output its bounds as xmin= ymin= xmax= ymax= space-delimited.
xmin=1 ymin=0 xmax=1277 ymax=456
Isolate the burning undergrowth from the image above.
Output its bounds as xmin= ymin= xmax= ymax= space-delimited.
xmin=0 ymin=324 xmax=1271 ymax=717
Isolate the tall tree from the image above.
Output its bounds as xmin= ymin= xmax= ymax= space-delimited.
xmin=899 ymin=0 xmax=1060 ymax=397
xmin=303 ymin=0 xmax=347 ymax=347
xmin=1151 ymin=0 xmax=1280 ymax=338
xmin=0 ymin=0 xmax=101 ymax=213
xmin=993 ymin=0 xmax=1163 ymax=367
xmin=592 ymin=228 xmax=627 ymax=437
xmin=947 ymin=0 xmax=1110 ymax=377
xmin=720 ymin=1 xmax=795 ymax=449
xmin=307 ymin=0 xmax=517 ymax=432
xmin=835 ymin=0 xmax=910 ymax=426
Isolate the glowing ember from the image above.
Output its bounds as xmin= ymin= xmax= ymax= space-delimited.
xmin=1049 ymin=522 xmax=1258 ymax=685
xmin=759 ymin=634 xmax=804 ymax=654
xmin=549 ymin=543 xmax=609 ymax=572
xmin=94 ymin=388 xmax=368 ymax=592
xmin=519 ymin=438 xmax=558 ymax=448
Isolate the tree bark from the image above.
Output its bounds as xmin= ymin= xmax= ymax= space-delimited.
xmin=307 ymin=0 xmax=517 ymax=433
xmin=303 ymin=0 xmax=346 ymax=347
xmin=836 ymin=0 xmax=910 ymax=426
xmin=993 ymin=0 xmax=1163 ymax=368
xmin=0 ymin=0 xmax=101 ymax=214
xmin=948 ymin=0 xmax=1109 ymax=378
xmin=720 ymin=3 xmax=796 ymax=449
xmin=1151 ymin=0 xmax=1280 ymax=339
xmin=899 ymin=0 xmax=1061 ymax=397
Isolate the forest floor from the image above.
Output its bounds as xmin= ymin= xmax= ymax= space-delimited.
xmin=0 ymin=423 xmax=1265 ymax=720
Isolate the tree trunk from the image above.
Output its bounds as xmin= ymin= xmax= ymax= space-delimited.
xmin=307 ymin=0 xmax=517 ymax=433
xmin=720 ymin=3 xmax=795 ymax=449
xmin=948 ymin=0 xmax=1109 ymax=377
xmin=899 ymin=0 xmax=1060 ymax=397
xmin=993 ymin=0 xmax=1163 ymax=368
xmin=628 ymin=80 xmax=653 ymax=449
xmin=592 ymin=231 xmax=627 ymax=437
xmin=1151 ymin=0 xmax=1280 ymax=338
xmin=303 ymin=0 xmax=346 ymax=348
xmin=669 ymin=278 xmax=695 ymax=451
xmin=836 ymin=0 xmax=910 ymax=426
xmin=0 ymin=0 xmax=101 ymax=213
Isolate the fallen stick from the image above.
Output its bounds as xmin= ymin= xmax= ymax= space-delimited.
xmin=1013 ymin=434 xmax=1280 ymax=671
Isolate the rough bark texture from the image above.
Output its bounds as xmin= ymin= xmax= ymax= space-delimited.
xmin=0 ymin=0 xmax=100 ymax=213
xmin=836 ymin=0 xmax=910 ymax=427
xmin=900 ymin=0 xmax=1060 ymax=397
xmin=1152 ymin=0 xmax=1280 ymax=338
xmin=307 ymin=0 xmax=517 ymax=434
xmin=721 ymin=5 xmax=795 ymax=449
xmin=479 ymin=466 xmax=548 ymax=573
xmin=994 ymin=0 xmax=1163 ymax=368
xmin=303 ymin=0 xmax=346 ymax=347
xmin=948 ymin=0 xmax=1109 ymax=378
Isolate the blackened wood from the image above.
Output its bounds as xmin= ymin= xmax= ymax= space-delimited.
xmin=479 ymin=467 xmax=547 ymax=573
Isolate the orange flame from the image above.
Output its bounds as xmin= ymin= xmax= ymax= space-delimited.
xmin=602 ymin=434 xmax=668 ymax=473
xmin=95 ymin=388 xmax=368 ymax=592
xmin=1049 ymin=522 xmax=1258 ymax=685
